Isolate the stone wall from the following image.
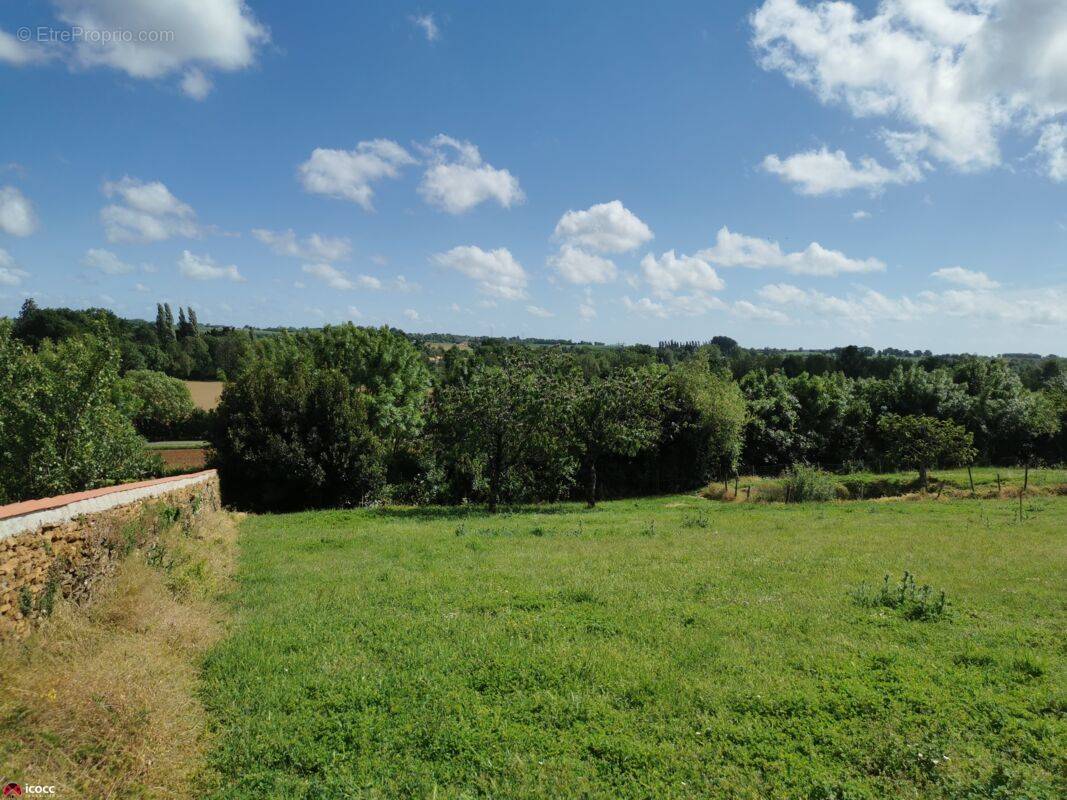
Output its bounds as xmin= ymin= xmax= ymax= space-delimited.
xmin=0 ymin=472 xmax=219 ymax=638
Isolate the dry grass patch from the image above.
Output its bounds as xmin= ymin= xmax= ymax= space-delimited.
xmin=0 ymin=510 xmax=238 ymax=799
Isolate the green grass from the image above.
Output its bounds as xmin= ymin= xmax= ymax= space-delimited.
xmin=201 ymin=495 xmax=1066 ymax=799
xmin=144 ymin=440 xmax=209 ymax=450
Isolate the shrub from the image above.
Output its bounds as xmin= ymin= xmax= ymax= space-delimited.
xmin=781 ymin=464 xmax=839 ymax=503
xmin=851 ymin=572 xmax=948 ymax=621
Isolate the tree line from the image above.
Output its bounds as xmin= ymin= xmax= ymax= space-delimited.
xmin=2 ymin=303 xmax=1065 ymax=509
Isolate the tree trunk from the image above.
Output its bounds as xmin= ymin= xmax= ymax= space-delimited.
xmin=586 ymin=459 xmax=598 ymax=508
xmin=488 ymin=436 xmax=502 ymax=514
xmin=918 ymin=465 xmax=929 ymax=491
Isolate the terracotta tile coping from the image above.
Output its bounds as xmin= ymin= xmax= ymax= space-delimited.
xmin=0 ymin=470 xmax=218 ymax=522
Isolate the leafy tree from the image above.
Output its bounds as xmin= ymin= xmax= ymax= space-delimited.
xmin=213 ymin=352 xmax=384 ymax=510
xmin=662 ymin=358 xmax=747 ymax=483
xmin=0 ymin=322 xmax=156 ymax=503
xmin=120 ymin=369 xmax=197 ymax=439
xmin=569 ymin=367 xmax=663 ymax=506
xmin=213 ymin=324 xmax=429 ymax=510
xmin=740 ymin=369 xmax=802 ymax=471
xmin=877 ymin=414 xmax=976 ymax=489
xmin=434 ymin=355 xmax=573 ymax=512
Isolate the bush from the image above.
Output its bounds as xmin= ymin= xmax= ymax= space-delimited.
xmin=851 ymin=572 xmax=948 ymax=621
xmin=780 ymin=464 xmax=839 ymax=502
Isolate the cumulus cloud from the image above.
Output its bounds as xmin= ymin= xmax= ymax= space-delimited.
xmin=84 ymin=247 xmax=135 ymax=275
xmin=641 ymin=250 xmax=725 ymax=296
xmin=852 ymin=210 xmax=872 ymax=220
xmin=0 ymin=247 xmax=29 ymax=285
xmin=623 ymin=250 xmax=727 ymax=317
xmin=756 ymin=280 xmax=1067 ymax=327
xmin=526 ymin=305 xmax=554 ymax=318
xmin=698 ymin=226 xmax=885 ymax=276
xmin=0 ymin=27 xmax=52 ymax=65
xmin=403 ymin=308 xmax=421 ymax=321
xmin=301 ymin=263 xmax=379 ymax=291
xmin=751 ymin=0 xmax=1067 ymax=183
xmin=298 ymin=139 xmax=416 ymax=210
xmin=553 ymin=200 xmax=653 ymax=254
xmin=180 ymin=67 xmax=213 ymax=100
xmin=50 ymin=0 xmax=269 ymax=98
xmin=762 ymin=148 xmax=922 ymax=195
xmin=578 ymin=301 xmax=596 ymax=320
xmin=432 ymin=245 xmax=528 ymax=299
xmin=1037 ymin=123 xmax=1067 ymax=182
xmin=251 ymin=228 xmax=352 ymax=262
xmin=731 ymin=300 xmax=791 ymax=324
xmin=548 ymin=245 xmax=618 ymax=285
xmin=0 ymin=186 xmax=39 ymax=237
xmin=178 ymin=250 xmax=243 ymax=281
xmin=418 ymin=135 xmax=524 ymax=214
xmin=101 ymin=177 xmax=200 ymax=242
xmin=931 ymin=266 xmax=1000 ymax=289
xmin=409 ymin=13 xmax=440 ymax=42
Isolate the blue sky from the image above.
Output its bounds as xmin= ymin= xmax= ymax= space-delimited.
xmin=0 ymin=0 xmax=1064 ymax=353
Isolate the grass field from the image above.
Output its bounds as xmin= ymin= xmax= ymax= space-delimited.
xmin=201 ymin=494 xmax=1066 ymax=799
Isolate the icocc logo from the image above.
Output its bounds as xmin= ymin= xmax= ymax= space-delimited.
xmin=3 ymin=782 xmax=57 ymax=796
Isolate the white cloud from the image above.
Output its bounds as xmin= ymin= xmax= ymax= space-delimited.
xmin=852 ymin=210 xmax=872 ymax=220
xmin=180 ymin=67 xmax=214 ymax=100
xmin=392 ymin=275 xmax=420 ymax=293
xmin=0 ymin=248 xmax=29 ymax=285
xmin=101 ymin=177 xmax=200 ymax=242
xmin=409 ymin=13 xmax=440 ymax=42
xmin=931 ymin=266 xmax=1000 ymax=289
xmin=755 ymin=279 xmax=1067 ymax=328
xmin=553 ymin=200 xmax=653 ymax=253
xmin=641 ymin=250 xmax=725 ymax=296
xmin=251 ymin=228 xmax=352 ymax=262
xmin=548 ymin=245 xmax=618 ymax=284
xmin=751 ymin=0 xmax=1067 ymax=180
xmin=578 ymin=302 xmax=597 ymax=320
xmin=1037 ymin=123 xmax=1067 ymax=181
xmin=526 ymin=305 xmax=554 ymax=318
xmin=418 ymin=135 xmax=524 ymax=214
xmin=51 ymin=0 xmax=269 ymax=97
xmin=623 ymin=250 xmax=728 ymax=317
xmin=0 ymin=186 xmax=39 ymax=237
xmin=84 ymin=247 xmax=134 ymax=275
xmin=302 ymin=262 xmax=356 ymax=291
xmin=403 ymin=308 xmax=421 ymax=321
xmin=134 ymin=282 xmax=149 ymax=292
xmin=178 ymin=250 xmax=243 ymax=281
xmin=762 ymin=148 xmax=922 ymax=195
xmin=0 ymin=27 xmax=51 ymax=65
xmin=698 ymin=226 xmax=885 ymax=276
xmin=432 ymin=245 xmax=528 ymax=299
xmin=298 ymin=139 xmax=415 ymax=210
xmin=731 ymin=300 xmax=791 ymax=324
xmin=347 ymin=306 xmax=363 ymax=318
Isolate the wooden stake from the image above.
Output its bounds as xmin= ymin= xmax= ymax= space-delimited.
xmin=968 ymin=465 xmax=976 ymax=498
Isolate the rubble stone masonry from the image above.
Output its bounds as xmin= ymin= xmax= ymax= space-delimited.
xmin=0 ymin=471 xmax=220 ymax=638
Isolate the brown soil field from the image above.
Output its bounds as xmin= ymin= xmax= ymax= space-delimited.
xmin=184 ymin=381 xmax=223 ymax=410
xmin=158 ymin=448 xmax=208 ymax=471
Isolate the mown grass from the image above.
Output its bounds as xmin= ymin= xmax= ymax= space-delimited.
xmin=202 ymin=495 xmax=1066 ymax=799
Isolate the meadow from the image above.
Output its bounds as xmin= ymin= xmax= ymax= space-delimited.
xmin=200 ymin=493 xmax=1066 ymax=799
